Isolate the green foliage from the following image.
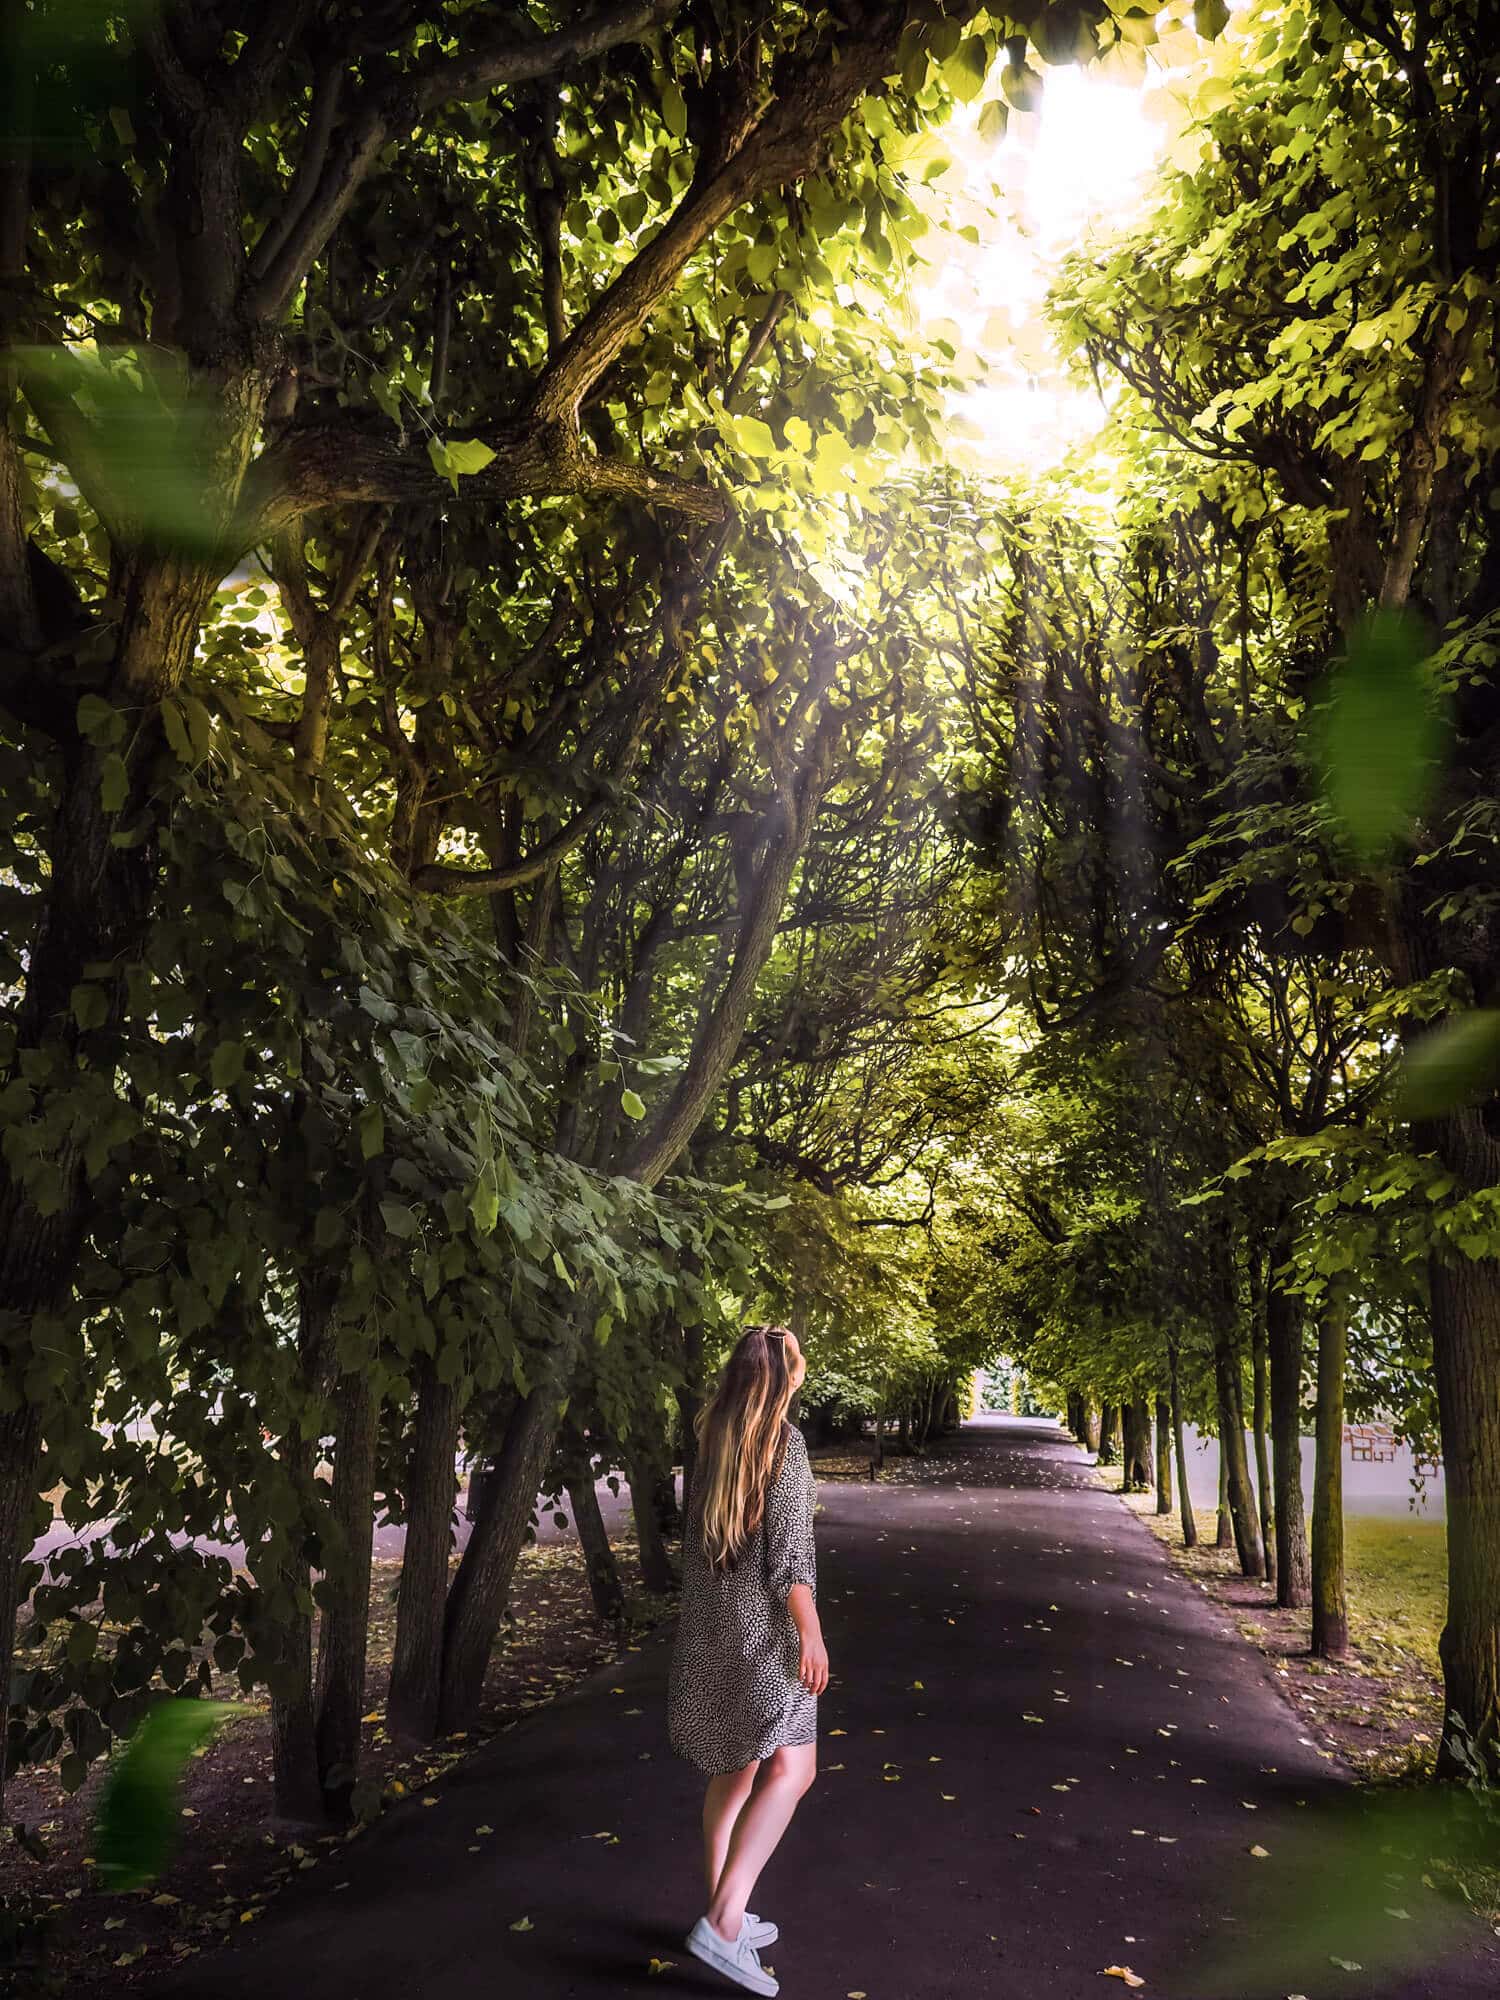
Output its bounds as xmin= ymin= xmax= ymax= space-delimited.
xmin=1319 ymin=610 xmax=1447 ymax=861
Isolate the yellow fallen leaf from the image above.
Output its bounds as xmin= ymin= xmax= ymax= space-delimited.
xmin=422 ymin=1795 xmax=439 ymax=1806
xmin=910 ymin=1680 xmax=924 ymax=1690
xmin=1249 ymin=1844 xmax=1270 ymax=1858
xmin=362 ymin=1711 xmax=381 ymax=1724
xmin=941 ymin=1793 xmax=956 ymax=1802
xmin=648 ymin=1958 xmax=677 ymax=1975
xmin=511 ymin=1916 xmax=534 ymax=1932
xmin=1102 ymin=1969 xmax=1145 ymax=1989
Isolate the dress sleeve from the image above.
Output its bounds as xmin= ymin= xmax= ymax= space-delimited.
xmin=765 ymin=1425 xmax=817 ymax=1601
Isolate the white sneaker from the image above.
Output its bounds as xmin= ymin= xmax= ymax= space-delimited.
xmin=686 ymin=1915 xmax=779 ymax=1995
xmin=742 ymin=1911 xmax=778 ymax=1948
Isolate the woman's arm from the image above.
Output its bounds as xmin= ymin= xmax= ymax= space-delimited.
xmin=767 ymin=1429 xmax=828 ymax=1694
xmin=787 ymin=1582 xmax=829 ymax=1695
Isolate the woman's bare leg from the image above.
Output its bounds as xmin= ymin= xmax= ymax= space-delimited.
xmin=702 ymin=1761 xmax=758 ymax=1899
xmin=706 ymin=1743 xmax=817 ymax=1942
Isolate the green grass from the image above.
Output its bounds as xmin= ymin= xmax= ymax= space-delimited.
xmin=1345 ymin=1514 xmax=1447 ymax=1671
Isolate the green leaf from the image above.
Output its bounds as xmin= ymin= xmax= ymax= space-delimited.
xmin=210 ymin=1041 xmax=247 ymax=1091
xmin=1193 ymin=0 xmax=1231 ymax=37
xmin=977 ymin=98 xmax=1009 ymax=145
xmin=70 ymin=983 xmax=108 ymax=1031
xmin=359 ymin=1103 xmax=385 ymax=1161
xmin=470 ymin=1162 xmax=499 ymax=1236
xmin=381 ymin=1200 xmax=419 ymax=1240
xmin=1318 ymin=609 xmax=1447 ymax=860
xmin=660 ymin=80 xmax=687 ymax=139
xmin=99 ymin=752 xmax=129 ymax=813
xmin=160 ymin=697 xmax=193 ymax=764
xmin=77 ymin=693 xmax=124 ymax=747
xmin=1393 ymin=1011 xmax=1500 ymax=1122
xmin=95 ymin=1700 xmax=238 ymax=1892
xmin=620 ymin=1089 xmax=646 ymax=1120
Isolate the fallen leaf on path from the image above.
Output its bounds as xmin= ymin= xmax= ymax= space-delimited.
xmin=648 ymin=1959 xmax=676 ymax=1975
xmin=511 ymin=1917 xmax=534 ymax=1932
xmin=1101 ymin=1968 xmax=1145 ymax=1987
xmin=1330 ymin=1958 xmax=1362 ymax=1972
xmin=1249 ymin=1845 xmax=1271 ymax=1859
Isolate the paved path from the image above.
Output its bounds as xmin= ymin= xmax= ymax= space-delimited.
xmin=143 ymin=1416 xmax=1498 ymax=2000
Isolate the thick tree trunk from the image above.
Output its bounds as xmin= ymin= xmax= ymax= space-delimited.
xmin=1268 ymin=1256 xmax=1311 ymax=1609
xmin=1215 ymin=1339 xmax=1265 ymax=1579
xmin=1429 ymin=1252 xmax=1500 ymax=1774
xmin=314 ymin=1372 xmax=379 ymax=1818
xmin=1082 ymin=1401 xmax=1101 ymax=1454
xmin=675 ymin=1311 xmax=703 ymax=1524
xmin=1311 ymin=1297 xmax=1349 ymax=1659
xmin=1154 ymin=1396 xmax=1173 ymax=1516
xmin=266 ymin=1428 xmax=324 ymax=1826
xmin=387 ymin=1361 xmax=460 ymax=1740
xmin=1096 ymin=1404 xmax=1119 ymax=1467
xmin=1122 ymin=1402 xmax=1153 ymax=1491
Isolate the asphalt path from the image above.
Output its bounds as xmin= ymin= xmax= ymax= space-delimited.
xmin=140 ymin=1415 xmax=1499 ymax=2000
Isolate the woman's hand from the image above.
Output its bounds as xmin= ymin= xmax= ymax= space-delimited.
xmin=798 ymin=1626 xmax=830 ymax=1696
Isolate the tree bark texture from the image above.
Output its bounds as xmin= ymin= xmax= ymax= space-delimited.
xmin=387 ymin=1362 xmax=461 ymax=1740
xmin=1310 ymin=1297 xmax=1349 ymax=1660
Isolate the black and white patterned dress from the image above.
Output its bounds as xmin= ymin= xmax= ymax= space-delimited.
xmin=668 ymin=1421 xmax=818 ymax=1775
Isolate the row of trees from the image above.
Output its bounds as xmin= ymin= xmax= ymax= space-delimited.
xmin=1 ymin=0 xmax=1138 ymax=1834
xmin=940 ymin=0 xmax=1500 ymax=1776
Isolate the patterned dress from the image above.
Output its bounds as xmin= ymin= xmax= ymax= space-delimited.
xmin=669 ymin=1421 xmax=819 ymax=1775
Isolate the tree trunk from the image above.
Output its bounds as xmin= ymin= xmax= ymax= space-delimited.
xmin=437 ymin=1384 xmax=559 ymax=1734
xmin=266 ymin=1429 xmax=324 ymax=1826
xmin=387 ymin=1361 xmax=460 ymax=1740
xmin=1169 ymin=1355 xmax=1197 ymax=1549
xmin=1122 ymin=1402 xmax=1153 ymax=1491
xmin=1154 ymin=1396 xmax=1173 ymax=1516
xmin=1310 ymin=1295 xmax=1349 ymax=1659
xmin=567 ymin=1460 xmax=625 ymax=1625
xmin=628 ymin=1450 xmax=677 ymax=1594
xmin=1083 ymin=1401 xmax=1101 ymax=1454
xmin=1429 ymin=1251 xmax=1500 ymax=1775
xmin=1215 ymin=1338 xmax=1266 ymax=1578
xmin=675 ymin=1312 xmax=704 ymax=1524
xmin=1251 ymin=1303 xmax=1275 ymax=1592
xmin=314 ymin=1372 xmax=379 ymax=1818
xmin=1216 ymin=1444 xmax=1233 ymax=1548
xmin=0 ymin=1405 xmax=44 ymax=1814
xmin=1096 ymin=1404 xmax=1119 ymax=1466
xmin=1268 ymin=1252 xmax=1311 ymax=1609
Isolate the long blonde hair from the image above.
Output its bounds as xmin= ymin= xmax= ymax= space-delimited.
xmin=693 ymin=1324 xmax=795 ymax=1572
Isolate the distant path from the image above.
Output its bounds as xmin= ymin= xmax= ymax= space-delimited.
xmin=141 ymin=1416 xmax=1498 ymax=2000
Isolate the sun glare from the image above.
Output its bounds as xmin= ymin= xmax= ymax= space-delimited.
xmin=915 ymin=57 xmax=1173 ymax=476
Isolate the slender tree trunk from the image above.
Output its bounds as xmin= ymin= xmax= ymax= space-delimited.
xmin=1216 ymin=1445 xmax=1233 ymax=1547
xmin=268 ymin=1271 xmax=339 ymax=1823
xmin=1429 ymin=1252 xmax=1500 ymax=1775
xmin=266 ymin=1427 xmax=324 ymax=1826
xmin=568 ymin=1462 xmax=625 ymax=1625
xmin=1310 ymin=1294 xmax=1349 ymax=1659
xmin=438 ymin=1384 xmax=560 ymax=1733
xmin=1268 ymin=1248 xmax=1311 ymax=1609
xmin=388 ymin=1361 xmax=460 ymax=1740
xmin=1215 ymin=1337 xmax=1265 ymax=1579
xmin=1154 ymin=1396 xmax=1173 ymax=1516
xmin=1169 ymin=1355 xmax=1197 ymax=1548
xmin=314 ymin=1372 xmax=379 ymax=1818
xmin=0 ymin=1406 xmax=44 ymax=1813
xmin=1083 ymin=1401 xmax=1101 ymax=1454
xmin=1097 ymin=1404 xmax=1119 ymax=1467
xmin=628 ymin=1450 xmax=677 ymax=1594
xmin=1251 ymin=1302 xmax=1275 ymax=1592
xmin=676 ymin=1311 xmax=703 ymax=1524
xmin=1122 ymin=1403 xmax=1153 ymax=1491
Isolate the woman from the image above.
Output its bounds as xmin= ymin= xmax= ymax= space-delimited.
xmin=669 ymin=1324 xmax=829 ymax=1997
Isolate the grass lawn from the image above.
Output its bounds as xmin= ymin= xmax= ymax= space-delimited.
xmin=1345 ymin=1513 xmax=1447 ymax=1673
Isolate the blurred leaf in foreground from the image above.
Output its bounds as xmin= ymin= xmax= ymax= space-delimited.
xmin=94 ymin=1699 xmax=238 ymax=1893
xmin=19 ymin=345 xmax=230 ymax=559
xmin=1201 ymin=1782 xmax=1497 ymax=1996
xmin=1317 ymin=608 xmax=1447 ymax=860
xmin=1394 ymin=1009 xmax=1500 ymax=1123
